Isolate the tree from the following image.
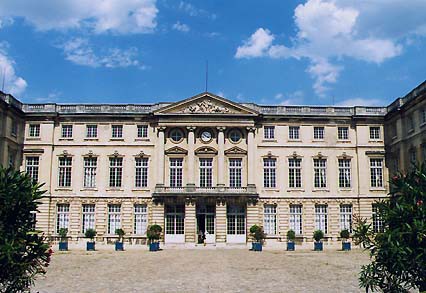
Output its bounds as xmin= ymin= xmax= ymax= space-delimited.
xmin=353 ymin=164 xmax=426 ymax=292
xmin=0 ymin=166 xmax=52 ymax=293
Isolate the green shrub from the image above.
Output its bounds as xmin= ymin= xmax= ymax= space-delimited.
xmin=313 ymin=230 xmax=324 ymax=242
xmin=287 ymin=230 xmax=296 ymax=242
xmin=249 ymin=225 xmax=266 ymax=243
xmin=58 ymin=228 xmax=68 ymax=242
xmin=147 ymin=224 xmax=162 ymax=242
xmin=340 ymin=229 xmax=350 ymax=240
xmin=84 ymin=229 xmax=97 ymax=241
xmin=115 ymin=228 xmax=125 ymax=242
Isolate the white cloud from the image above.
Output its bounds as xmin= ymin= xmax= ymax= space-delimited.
xmin=274 ymin=91 xmax=305 ymax=105
xmin=0 ymin=0 xmax=158 ymax=34
xmin=178 ymin=1 xmax=216 ymax=20
xmin=173 ymin=21 xmax=190 ymax=33
xmin=60 ymin=38 xmax=142 ymax=68
xmin=235 ymin=0 xmax=417 ymax=96
xmin=336 ymin=97 xmax=382 ymax=107
xmin=0 ymin=43 xmax=27 ymax=96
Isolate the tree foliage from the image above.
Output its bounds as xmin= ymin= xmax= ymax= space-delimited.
xmin=0 ymin=166 xmax=52 ymax=293
xmin=353 ymin=164 xmax=426 ymax=292
xmin=249 ymin=225 xmax=266 ymax=243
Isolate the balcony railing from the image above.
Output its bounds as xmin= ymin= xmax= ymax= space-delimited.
xmin=154 ymin=185 xmax=257 ymax=195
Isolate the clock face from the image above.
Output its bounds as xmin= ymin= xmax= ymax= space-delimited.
xmin=201 ymin=131 xmax=212 ymax=142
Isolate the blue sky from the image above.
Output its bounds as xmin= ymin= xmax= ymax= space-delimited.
xmin=0 ymin=0 xmax=425 ymax=106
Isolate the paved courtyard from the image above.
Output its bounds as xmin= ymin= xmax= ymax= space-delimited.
xmin=34 ymin=247 xmax=370 ymax=293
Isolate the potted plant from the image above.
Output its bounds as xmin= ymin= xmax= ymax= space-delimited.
xmin=115 ymin=228 xmax=125 ymax=251
xmin=313 ymin=230 xmax=324 ymax=251
xmin=58 ymin=228 xmax=68 ymax=251
xmin=85 ymin=228 xmax=97 ymax=251
xmin=147 ymin=224 xmax=162 ymax=251
xmin=286 ymin=229 xmax=296 ymax=251
xmin=249 ymin=225 xmax=266 ymax=252
xmin=340 ymin=229 xmax=351 ymax=251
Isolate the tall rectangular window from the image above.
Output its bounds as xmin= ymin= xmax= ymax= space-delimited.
xmin=315 ymin=204 xmax=328 ymax=234
xmin=229 ymin=158 xmax=242 ymax=188
xmin=408 ymin=116 xmax=414 ymax=131
xmin=58 ymin=157 xmax=72 ymax=187
xmin=82 ymin=204 xmax=95 ymax=233
xmin=29 ymin=124 xmax=40 ymax=137
xmin=369 ymin=127 xmax=381 ymax=140
xmin=372 ymin=204 xmax=384 ymax=233
xmin=289 ymin=126 xmax=300 ymax=140
xmin=340 ymin=204 xmax=352 ymax=232
xmin=137 ymin=125 xmax=148 ymax=138
xmin=11 ymin=119 xmax=17 ymax=136
xmin=263 ymin=205 xmax=277 ymax=235
xmin=169 ymin=158 xmax=183 ymax=187
xmin=83 ymin=157 xmax=97 ymax=188
xmin=421 ymin=109 xmax=426 ymax=125
xmin=338 ymin=126 xmax=349 ymax=140
xmin=289 ymin=158 xmax=302 ymax=188
xmin=199 ymin=158 xmax=213 ymax=187
xmin=263 ymin=158 xmax=276 ymax=188
xmin=134 ymin=204 xmax=148 ymax=235
xmin=61 ymin=125 xmax=73 ymax=138
xmin=314 ymin=159 xmax=327 ymax=188
xmin=314 ymin=126 xmax=324 ymax=140
xmin=56 ymin=204 xmax=69 ymax=233
xmin=338 ymin=159 xmax=351 ymax=188
xmin=370 ymin=158 xmax=383 ymax=187
xmin=111 ymin=125 xmax=123 ymax=138
xmin=108 ymin=204 xmax=121 ymax=234
xmin=289 ymin=205 xmax=302 ymax=235
xmin=264 ymin=126 xmax=275 ymax=139
xmin=109 ymin=157 xmax=123 ymax=187
xmin=26 ymin=156 xmax=39 ymax=182
xmin=410 ymin=148 xmax=417 ymax=164
xmin=86 ymin=125 xmax=98 ymax=138
xmin=135 ymin=158 xmax=148 ymax=188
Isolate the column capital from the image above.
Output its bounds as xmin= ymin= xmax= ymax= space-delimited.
xmin=186 ymin=126 xmax=197 ymax=132
xmin=216 ymin=126 xmax=226 ymax=132
xmin=246 ymin=126 xmax=256 ymax=132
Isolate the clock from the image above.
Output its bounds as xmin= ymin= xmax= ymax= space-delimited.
xmin=201 ymin=130 xmax=212 ymax=142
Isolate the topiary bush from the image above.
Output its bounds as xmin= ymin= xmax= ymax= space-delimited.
xmin=249 ymin=225 xmax=266 ymax=243
xmin=313 ymin=230 xmax=324 ymax=242
xmin=58 ymin=228 xmax=68 ymax=242
xmin=340 ymin=229 xmax=350 ymax=241
xmin=115 ymin=228 xmax=125 ymax=242
xmin=84 ymin=229 xmax=97 ymax=242
xmin=287 ymin=229 xmax=296 ymax=242
xmin=147 ymin=224 xmax=162 ymax=243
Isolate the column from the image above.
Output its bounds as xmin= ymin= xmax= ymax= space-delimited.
xmin=185 ymin=200 xmax=196 ymax=244
xmin=156 ymin=127 xmax=165 ymax=187
xmin=186 ymin=127 xmax=196 ymax=189
xmin=217 ymin=127 xmax=226 ymax=187
xmin=247 ymin=127 xmax=256 ymax=191
xmin=216 ymin=200 xmax=227 ymax=244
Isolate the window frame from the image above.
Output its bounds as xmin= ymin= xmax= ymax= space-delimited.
xmin=109 ymin=157 xmax=123 ymax=188
xmin=263 ymin=158 xmax=277 ymax=188
xmin=313 ymin=126 xmax=324 ymax=140
xmin=137 ymin=125 xmax=149 ymax=138
xmin=338 ymin=158 xmax=351 ymax=188
xmin=61 ymin=124 xmax=73 ymax=138
xmin=337 ymin=126 xmax=349 ymax=140
xmin=28 ymin=124 xmax=40 ymax=138
xmin=229 ymin=158 xmax=242 ymax=188
xmin=369 ymin=126 xmax=381 ymax=140
xmin=370 ymin=158 xmax=384 ymax=188
xmin=135 ymin=157 xmax=149 ymax=188
xmin=263 ymin=126 xmax=275 ymax=140
xmin=83 ymin=157 xmax=97 ymax=188
xmin=289 ymin=126 xmax=300 ymax=140
xmin=86 ymin=124 xmax=98 ymax=138
xmin=58 ymin=157 xmax=72 ymax=187
xmin=313 ymin=158 xmax=327 ymax=188
xmin=288 ymin=158 xmax=302 ymax=188
xmin=263 ymin=204 xmax=277 ymax=235
xmin=111 ymin=125 xmax=123 ymax=138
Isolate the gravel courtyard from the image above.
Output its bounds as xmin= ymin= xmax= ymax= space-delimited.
xmin=34 ymin=247 xmax=370 ymax=293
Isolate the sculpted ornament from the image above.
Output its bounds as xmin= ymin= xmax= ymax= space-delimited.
xmin=179 ymin=99 xmax=235 ymax=114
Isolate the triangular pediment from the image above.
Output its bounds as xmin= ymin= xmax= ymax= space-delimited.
xmin=165 ymin=146 xmax=188 ymax=155
xmin=225 ymin=146 xmax=247 ymax=155
xmin=154 ymin=92 xmax=258 ymax=115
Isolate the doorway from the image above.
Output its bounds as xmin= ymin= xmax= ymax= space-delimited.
xmin=196 ymin=204 xmax=215 ymax=244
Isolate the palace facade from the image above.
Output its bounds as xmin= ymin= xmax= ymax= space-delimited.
xmin=1 ymin=81 xmax=424 ymax=247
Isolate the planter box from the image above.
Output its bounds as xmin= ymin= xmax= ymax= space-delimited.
xmin=342 ymin=242 xmax=351 ymax=251
xmin=149 ymin=242 xmax=158 ymax=252
xmin=314 ymin=242 xmax=323 ymax=251
xmin=155 ymin=242 xmax=160 ymax=250
xmin=287 ymin=241 xmax=295 ymax=251
xmin=86 ymin=242 xmax=95 ymax=251
xmin=59 ymin=242 xmax=68 ymax=251
xmin=252 ymin=242 xmax=262 ymax=252
xmin=115 ymin=242 xmax=124 ymax=251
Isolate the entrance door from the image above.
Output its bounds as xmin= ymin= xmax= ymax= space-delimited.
xmin=196 ymin=204 xmax=215 ymax=244
xmin=165 ymin=204 xmax=185 ymax=243
xmin=227 ymin=204 xmax=246 ymax=243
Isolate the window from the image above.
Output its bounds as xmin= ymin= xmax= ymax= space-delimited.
xmin=112 ymin=125 xmax=123 ymax=138
xmin=289 ymin=205 xmax=302 ymax=235
xmin=229 ymin=129 xmax=242 ymax=143
xmin=8 ymin=151 xmax=16 ymax=168
xmin=165 ymin=205 xmax=185 ymax=235
xmin=227 ymin=205 xmax=245 ymax=235
xmin=109 ymin=157 xmax=123 ymax=188
xmin=370 ymin=158 xmax=383 ymax=187
xmin=340 ymin=204 xmax=352 ymax=232
xmin=372 ymin=204 xmax=384 ymax=233
xmin=86 ymin=125 xmax=98 ymax=138
xmin=169 ymin=158 xmax=183 ymax=187
xmin=137 ymin=125 xmax=148 ymax=138
xmin=11 ymin=119 xmax=17 ymax=136
xmin=29 ymin=124 xmax=40 ymax=137
xmin=289 ymin=126 xmax=300 ymax=140
xmin=422 ymin=144 xmax=426 ymax=161
xmin=134 ymin=204 xmax=148 ymax=235
xmin=108 ymin=204 xmax=121 ymax=234
xmin=82 ymin=204 xmax=95 ymax=233
xmin=421 ymin=109 xmax=426 ymax=125
xmin=288 ymin=158 xmax=302 ymax=188
xmin=58 ymin=157 xmax=72 ymax=187
xmin=391 ymin=123 xmax=397 ymax=138
xmin=56 ymin=204 xmax=69 ymax=233
xmin=314 ymin=127 xmax=324 ymax=140
xmin=315 ymin=204 xmax=328 ymax=234
xmin=314 ymin=159 xmax=327 ymax=188
xmin=199 ymin=158 xmax=213 ymax=187
xmin=229 ymin=158 xmax=242 ymax=188
xmin=264 ymin=205 xmax=277 ymax=235
xmin=263 ymin=158 xmax=276 ymax=188
xmin=135 ymin=158 xmax=148 ymax=188
xmin=369 ymin=127 xmax=381 ymax=140
xmin=61 ymin=125 xmax=73 ymax=138
xmin=26 ymin=156 xmax=39 ymax=182
xmin=264 ymin=126 xmax=275 ymax=139
xmin=170 ymin=128 xmax=183 ymax=142
xmin=338 ymin=159 xmax=351 ymax=188
xmin=410 ymin=148 xmax=417 ymax=164
xmin=338 ymin=126 xmax=349 ymax=140
xmin=408 ymin=116 xmax=414 ymax=131
xmin=83 ymin=157 xmax=97 ymax=188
